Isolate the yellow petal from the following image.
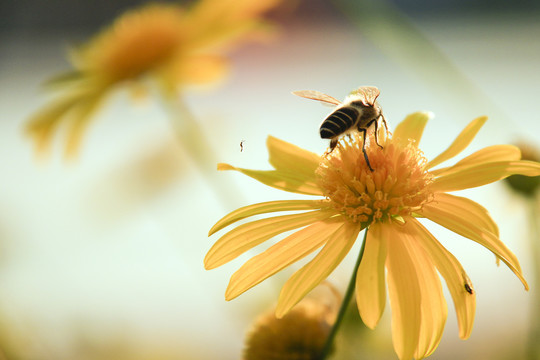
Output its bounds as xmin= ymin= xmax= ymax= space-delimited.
xmin=267 ymin=135 xmax=321 ymax=180
xmin=209 ymin=199 xmax=325 ymax=235
xmin=43 ymin=70 xmax=86 ymax=90
xmin=385 ymin=223 xmax=421 ymax=360
xmin=430 ymin=145 xmax=522 ymax=177
xmin=275 ymin=221 xmax=362 ymax=318
xmin=25 ymin=83 xmax=97 ymax=155
xmin=408 ymin=218 xmax=475 ymax=340
xmin=431 ymin=160 xmax=540 ymax=192
xmin=392 ymin=111 xmax=432 ymax=147
xmin=420 ymin=201 xmax=528 ymax=290
xmin=64 ymin=92 xmax=105 ymax=157
xmin=161 ymin=54 xmax=229 ymax=94
xmin=426 ymin=116 xmax=487 ymax=169
xmin=204 ymin=210 xmax=333 ymax=269
xmin=420 ymin=193 xmax=499 ymax=237
xmin=26 ymin=74 xmax=109 ymax=158
xmin=225 ymin=217 xmax=345 ymax=300
xmin=187 ymin=17 xmax=261 ymax=52
xmin=356 ymin=222 xmax=388 ymax=329
xmin=226 ymin=0 xmax=283 ymax=18
xmin=191 ymin=0 xmax=281 ymax=23
xmin=217 ymin=163 xmax=323 ymax=195
xmin=26 ymin=95 xmax=78 ymax=155
xmin=183 ymin=55 xmax=229 ymax=85
xmin=404 ymin=226 xmax=447 ymax=359
xmin=187 ymin=0 xmax=280 ymax=50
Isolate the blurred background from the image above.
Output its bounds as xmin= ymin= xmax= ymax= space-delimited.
xmin=1 ymin=0 xmax=539 ymax=359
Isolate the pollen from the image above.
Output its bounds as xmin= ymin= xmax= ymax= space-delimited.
xmin=317 ymin=133 xmax=433 ymax=224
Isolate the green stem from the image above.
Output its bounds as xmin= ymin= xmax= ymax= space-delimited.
xmin=526 ymin=195 xmax=540 ymax=360
xmin=162 ymin=95 xmax=243 ymax=209
xmin=319 ymin=229 xmax=369 ymax=360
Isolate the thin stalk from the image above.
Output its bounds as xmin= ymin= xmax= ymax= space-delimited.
xmin=319 ymin=229 xmax=369 ymax=360
xmin=526 ymin=195 xmax=540 ymax=360
xmin=162 ymin=95 xmax=243 ymax=209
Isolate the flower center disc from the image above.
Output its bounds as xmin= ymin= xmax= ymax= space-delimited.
xmin=317 ymin=133 xmax=432 ymax=224
xmin=79 ymin=5 xmax=186 ymax=81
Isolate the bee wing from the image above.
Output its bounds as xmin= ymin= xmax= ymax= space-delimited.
xmin=350 ymin=86 xmax=380 ymax=106
xmin=292 ymin=90 xmax=342 ymax=106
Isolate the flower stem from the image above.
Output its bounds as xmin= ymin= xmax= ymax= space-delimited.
xmin=319 ymin=228 xmax=368 ymax=360
xmin=526 ymin=195 xmax=540 ymax=360
xmin=162 ymin=95 xmax=243 ymax=209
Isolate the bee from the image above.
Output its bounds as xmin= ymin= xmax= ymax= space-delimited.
xmin=464 ymin=283 xmax=474 ymax=295
xmin=293 ymin=86 xmax=388 ymax=171
xmin=240 ymin=140 xmax=245 ymax=152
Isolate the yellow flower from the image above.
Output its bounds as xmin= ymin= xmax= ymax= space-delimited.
xmin=205 ymin=112 xmax=540 ymax=360
xmin=26 ymin=0 xmax=281 ymax=156
xmin=244 ymin=284 xmax=339 ymax=360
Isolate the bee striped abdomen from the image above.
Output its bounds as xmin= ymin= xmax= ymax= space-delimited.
xmin=319 ymin=106 xmax=359 ymax=139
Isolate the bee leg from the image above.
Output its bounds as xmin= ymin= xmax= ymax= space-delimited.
xmin=324 ymin=138 xmax=339 ymax=156
xmin=373 ymin=119 xmax=384 ymax=149
xmin=329 ymin=138 xmax=338 ymax=150
xmin=380 ymin=114 xmax=389 ymax=133
xmin=359 ymin=128 xmax=374 ymax=172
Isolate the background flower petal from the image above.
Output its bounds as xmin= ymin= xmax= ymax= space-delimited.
xmin=26 ymin=85 xmax=105 ymax=156
xmin=275 ymin=221 xmax=362 ymax=318
xmin=407 ymin=218 xmax=476 ymax=340
xmin=166 ymin=54 xmax=230 ymax=90
xmin=209 ymin=199 xmax=326 ymax=235
xmin=426 ymin=116 xmax=487 ymax=169
xmin=217 ymin=163 xmax=323 ymax=195
xmin=429 ymin=144 xmax=521 ymax=177
xmin=267 ymin=135 xmax=321 ymax=179
xmin=205 ymin=210 xmax=334 ymax=269
xmin=419 ymin=201 xmax=529 ymax=290
xmin=392 ymin=111 xmax=432 ymax=148
xmin=356 ymin=222 xmax=388 ymax=329
xmin=26 ymin=95 xmax=80 ymax=155
xmin=186 ymin=0 xmax=282 ymax=54
xmin=64 ymin=92 xmax=106 ymax=156
xmin=225 ymin=217 xmax=345 ymax=300
xmin=431 ymin=160 xmax=540 ymax=192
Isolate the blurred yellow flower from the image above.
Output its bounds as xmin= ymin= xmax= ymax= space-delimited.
xmin=206 ymin=112 xmax=540 ymax=360
xmin=505 ymin=142 xmax=540 ymax=197
xmin=26 ymin=0 xmax=281 ymax=156
xmin=244 ymin=283 xmax=339 ymax=360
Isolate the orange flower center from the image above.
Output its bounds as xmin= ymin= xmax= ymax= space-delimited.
xmin=77 ymin=5 xmax=187 ymax=82
xmin=316 ymin=133 xmax=433 ymax=224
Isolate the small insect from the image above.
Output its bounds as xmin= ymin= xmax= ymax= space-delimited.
xmin=293 ymin=86 xmax=388 ymax=171
xmin=240 ymin=140 xmax=245 ymax=152
xmin=464 ymin=283 xmax=474 ymax=295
